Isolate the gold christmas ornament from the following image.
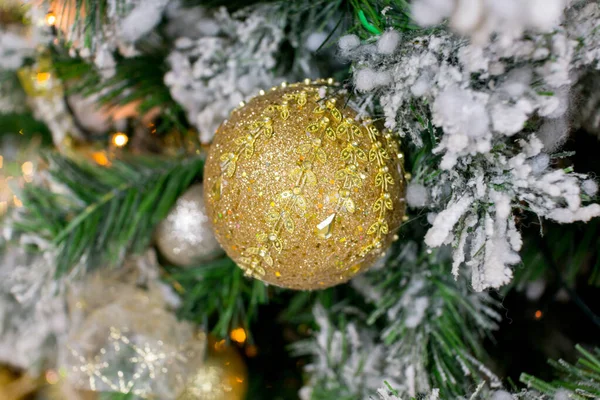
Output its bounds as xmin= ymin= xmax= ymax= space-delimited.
xmin=204 ymin=80 xmax=405 ymax=290
xmin=178 ymin=335 xmax=247 ymax=400
xmin=155 ymin=184 xmax=223 ymax=267
xmin=0 ymin=366 xmax=38 ymax=400
xmin=63 ymin=256 xmax=206 ymax=399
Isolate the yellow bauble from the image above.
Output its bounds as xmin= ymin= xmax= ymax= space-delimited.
xmin=204 ymin=80 xmax=405 ymax=290
xmin=178 ymin=335 xmax=247 ymax=400
xmin=0 ymin=366 xmax=38 ymax=399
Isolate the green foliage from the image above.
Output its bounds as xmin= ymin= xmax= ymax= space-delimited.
xmin=99 ymin=392 xmax=136 ymax=400
xmin=0 ymin=71 xmax=52 ymax=141
xmin=52 ymin=51 xmax=187 ymax=134
xmin=307 ymin=385 xmax=358 ymax=400
xmin=347 ymin=0 xmax=420 ymax=36
xmin=521 ymin=345 xmax=600 ymax=399
xmin=47 ymin=0 xmax=347 ymax=138
xmin=0 ymin=112 xmax=53 ymax=143
xmin=12 ymin=152 xmax=203 ymax=275
xmin=52 ymin=0 xmax=110 ymax=50
xmin=256 ymin=0 xmax=351 ymax=80
xmin=292 ymin=243 xmax=502 ymax=399
xmin=165 ymin=257 xmax=268 ymax=339
xmin=279 ymin=287 xmax=338 ymax=325
xmin=363 ymin=245 xmax=502 ymax=398
xmin=381 ymin=352 xmax=600 ymax=400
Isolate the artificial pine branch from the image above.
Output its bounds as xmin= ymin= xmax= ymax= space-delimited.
xmin=293 ymin=244 xmax=502 ymax=399
xmin=0 ymin=112 xmax=52 ymax=139
xmin=364 ymin=254 xmax=501 ymax=397
xmin=379 ymin=349 xmax=600 ymax=400
xmin=164 ymin=257 xmax=268 ymax=339
xmin=99 ymin=392 xmax=135 ymax=400
xmin=12 ymin=152 xmax=203 ymax=275
xmin=347 ymin=0 xmax=420 ymax=36
xmin=521 ymin=345 xmax=600 ymax=399
xmin=52 ymin=50 xmax=188 ymax=134
xmin=52 ymin=0 xmax=109 ymax=52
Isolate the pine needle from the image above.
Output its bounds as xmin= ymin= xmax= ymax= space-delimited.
xmin=164 ymin=258 xmax=269 ymax=340
xmin=52 ymin=51 xmax=187 ymax=134
xmin=364 ymin=255 xmax=501 ymax=396
xmin=99 ymin=392 xmax=135 ymax=400
xmin=13 ymin=152 xmax=203 ymax=275
xmin=520 ymin=345 xmax=600 ymax=399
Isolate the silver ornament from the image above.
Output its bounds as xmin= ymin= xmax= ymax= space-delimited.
xmin=155 ymin=184 xmax=222 ymax=266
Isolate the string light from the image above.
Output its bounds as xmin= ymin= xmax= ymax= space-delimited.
xmin=21 ymin=161 xmax=33 ymax=175
xmin=230 ymin=328 xmax=247 ymax=344
xmin=534 ymin=310 xmax=543 ymax=320
xmin=45 ymin=369 xmax=60 ymax=385
xmin=92 ymin=151 xmax=110 ymax=166
xmin=34 ymin=72 xmax=52 ymax=92
xmin=112 ymin=133 xmax=129 ymax=148
xmin=21 ymin=161 xmax=34 ymax=182
xmin=36 ymin=72 xmax=51 ymax=83
xmin=13 ymin=195 xmax=23 ymax=207
xmin=45 ymin=11 xmax=57 ymax=26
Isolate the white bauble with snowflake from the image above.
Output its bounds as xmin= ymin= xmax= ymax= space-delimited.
xmin=155 ymin=183 xmax=223 ymax=267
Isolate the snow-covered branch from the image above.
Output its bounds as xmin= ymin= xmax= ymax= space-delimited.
xmin=341 ymin=1 xmax=600 ymax=290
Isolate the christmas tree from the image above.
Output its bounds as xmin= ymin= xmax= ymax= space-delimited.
xmin=1 ymin=0 xmax=600 ymax=399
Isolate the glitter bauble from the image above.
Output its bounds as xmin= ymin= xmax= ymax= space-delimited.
xmin=203 ymin=80 xmax=405 ymax=290
xmin=178 ymin=335 xmax=247 ymax=400
xmin=0 ymin=366 xmax=37 ymax=400
xmin=63 ymin=267 xmax=205 ymax=399
xmin=156 ymin=183 xmax=223 ymax=267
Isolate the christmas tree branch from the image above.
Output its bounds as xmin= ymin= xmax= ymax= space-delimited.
xmin=378 ymin=344 xmax=600 ymax=399
xmin=99 ymin=392 xmax=135 ymax=400
xmin=0 ymin=112 xmax=53 ymax=143
xmin=12 ymin=152 xmax=203 ymax=275
xmin=294 ymin=244 xmax=502 ymax=399
xmin=520 ymin=345 xmax=600 ymax=399
xmin=52 ymin=0 xmax=110 ymax=51
xmin=52 ymin=51 xmax=187 ymax=133
xmin=347 ymin=0 xmax=420 ymax=36
xmin=164 ymin=257 xmax=269 ymax=340
xmin=368 ymin=257 xmax=502 ymax=397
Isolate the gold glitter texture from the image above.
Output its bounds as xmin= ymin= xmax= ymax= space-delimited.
xmin=177 ymin=335 xmax=247 ymax=400
xmin=203 ymin=80 xmax=405 ymax=290
xmin=0 ymin=366 xmax=38 ymax=400
xmin=64 ymin=260 xmax=205 ymax=399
